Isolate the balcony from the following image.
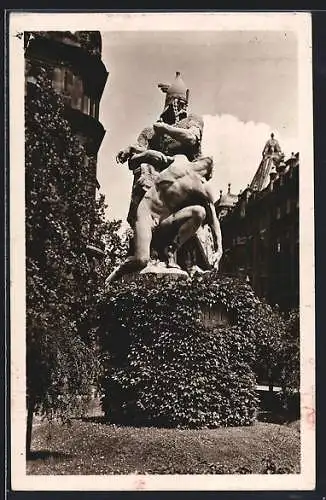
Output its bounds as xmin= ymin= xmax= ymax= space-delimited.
xmin=64 ymin=107 xmax=106 ymax=155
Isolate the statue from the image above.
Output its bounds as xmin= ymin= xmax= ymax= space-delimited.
xmin=106 ymin=72 xmax=222 ymax=284
xmin=262 ymin=133 xmax=282 ymax=158
xmin=250 ymin=133 xmax=286 ymax=191
xmin=116 ymin=72 xmax=204 ymax=228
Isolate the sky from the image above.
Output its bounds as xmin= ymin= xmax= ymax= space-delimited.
xmin=97 ymin=30 xmax=299 ymax=222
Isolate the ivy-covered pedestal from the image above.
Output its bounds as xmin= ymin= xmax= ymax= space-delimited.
xmin=99 ymin=272 xmax=262 ymax=428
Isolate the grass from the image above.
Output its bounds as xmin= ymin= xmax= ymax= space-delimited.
xmin=27 ymin=414 xmax=300 ymax=475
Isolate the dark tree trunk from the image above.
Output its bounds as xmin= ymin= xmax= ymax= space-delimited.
xmin=268 ymin=368 xmax=273 ymax=393
xmin=26 ymin=395 xmax=35 ymax=457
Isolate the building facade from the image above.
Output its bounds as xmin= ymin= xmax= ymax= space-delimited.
xmin=24 ymin=31 xmax=108 ymax=229
xmin=216 ymin=138 xmax=299 ymax=312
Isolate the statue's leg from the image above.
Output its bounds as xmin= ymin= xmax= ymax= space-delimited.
xmin=157 ymin=205 xmax=206 ymax=267
xmin=105 ymin=204 xmax=154 ymax=285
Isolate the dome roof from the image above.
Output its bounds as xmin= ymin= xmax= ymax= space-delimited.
xmin=218 ymin=193 xmax=238 ymax=208
xmin=216 ymin=184 xmax=238 ymax=208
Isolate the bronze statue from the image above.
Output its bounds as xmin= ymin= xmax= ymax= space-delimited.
xmin=106 ymin=72 xmax=222 ymax=284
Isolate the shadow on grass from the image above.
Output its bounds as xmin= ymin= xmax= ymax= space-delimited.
xmin=80 ymin=415 xmax=107 ymax=424
xmin=80 ymin=415 xmax=162 ymax=430
xmin=258 ymin=411 xmax=300 ymax=425
xmin=27 ymin=450 xmax=73 ymax=461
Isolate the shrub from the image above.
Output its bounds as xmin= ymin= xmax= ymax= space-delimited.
xmin=280 ymin=308 xmax=300 ymax=390
xmin=253 ymin=305 xmax=300 ymax=388
xmin=99 ymin=272 xmax=265 ymax=428
xmin=253 ymin=301 xmax=286 ymax=386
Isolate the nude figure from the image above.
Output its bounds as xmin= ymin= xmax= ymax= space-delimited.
xmin=106 ymin=154 xmax=222 ymax=284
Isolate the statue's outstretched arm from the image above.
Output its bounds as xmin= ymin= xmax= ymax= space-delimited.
xmin=153 ymin=122 xmax=200 ymax=147
xmin=116 ymin=143 xmax=147 ymax=164
xmin=128 ymin=150 xmax=174 ymax=171
xmin=116 ymin=127 xmax=154 ymax=164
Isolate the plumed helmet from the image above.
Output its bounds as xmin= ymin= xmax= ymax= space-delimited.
xmin=158 ymin=72 xmax=189 ymax=109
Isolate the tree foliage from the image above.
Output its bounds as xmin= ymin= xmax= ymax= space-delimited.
xmin=254 ymin=303 xmax=300 ymax=392
xmin=280 ymin=308 xmax=300 ymax=390
xmin=25 ymin=66 xmax=125 ymax=420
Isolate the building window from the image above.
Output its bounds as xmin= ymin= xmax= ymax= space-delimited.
xmin=94 ymin=101 xmax=99 ymax=119
xmin=276 ymin=206 xmax=281 ymax=219
xmin=82 ymin=95 xmax=90 ymax=114
xmin=89 ymin=99 xmax=97 ymax=118
xmin=286 ymin=199 xmax=291 ymax=214
xmin=64 ymin=68 xmax=74 ymax=92
xmin=71 ymin=92 xmax=82 ymax=110
xmin=277 ymin=240 xmax=281 ymax=253
xmin=52 ymin=67 xmax=64 ymax=92
xmin=71 ymin=76 xmax=83 ymax=111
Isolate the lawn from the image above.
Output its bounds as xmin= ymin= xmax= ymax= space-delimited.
xmin=27 ymin=416 xmax=300 ymax=475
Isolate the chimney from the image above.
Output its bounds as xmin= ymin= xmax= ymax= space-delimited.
xmin=228 ymin=183 xmax=231 ymax=194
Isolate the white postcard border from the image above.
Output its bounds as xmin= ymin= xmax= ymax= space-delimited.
xmin=9 ymin=11 xmax=315 ymax=491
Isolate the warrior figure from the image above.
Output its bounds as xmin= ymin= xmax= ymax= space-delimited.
xmin=116 ymin=72 xmax=204 ymax=228
xmin=107 ymin=72 xmax=222 ymax=283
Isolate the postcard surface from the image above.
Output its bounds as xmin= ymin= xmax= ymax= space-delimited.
xmin=10 ymin=11 xmax=315 ymax=491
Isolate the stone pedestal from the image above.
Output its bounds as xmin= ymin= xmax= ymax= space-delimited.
xmin=119 ymin=261 xmax=190 ymax=283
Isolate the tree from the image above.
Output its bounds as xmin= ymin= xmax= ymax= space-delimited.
xmin=25 ymin=65 xmax=125 ymax=453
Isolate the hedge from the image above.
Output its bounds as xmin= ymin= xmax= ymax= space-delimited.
xmin=98 ymin=272 xmax=275 ymax=428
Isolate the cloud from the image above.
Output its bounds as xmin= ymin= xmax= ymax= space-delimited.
xmin=201 ymin=114 xmax=299 ymax=201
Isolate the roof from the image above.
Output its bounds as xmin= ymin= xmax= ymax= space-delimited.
xmin=216 ymin=192 xmax=238 ymax=208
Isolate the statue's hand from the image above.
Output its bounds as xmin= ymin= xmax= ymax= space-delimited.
xmin=116 ymin=147 xmax=131 ymax=164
